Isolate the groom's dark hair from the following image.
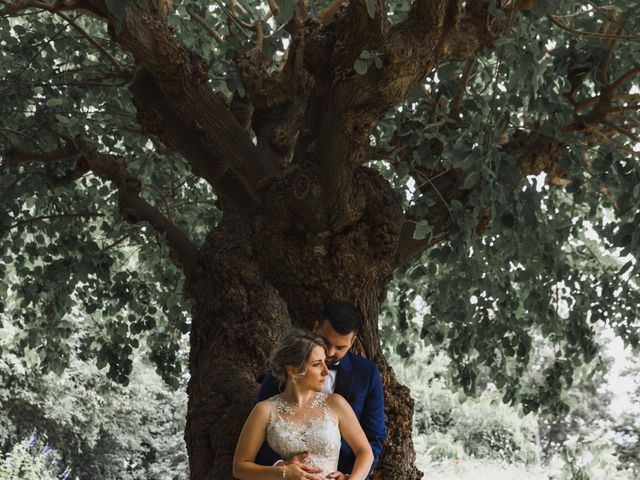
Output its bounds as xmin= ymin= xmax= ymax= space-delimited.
xmin=322 ymin=300 xmax=362 ymax=335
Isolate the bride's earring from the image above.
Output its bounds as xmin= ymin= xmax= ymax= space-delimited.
xmin=291 ymin=376 xmax=297 ymax=384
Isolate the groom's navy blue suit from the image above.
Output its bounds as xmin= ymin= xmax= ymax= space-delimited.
xmin=255 ymin=351 xmax=386 ymax=475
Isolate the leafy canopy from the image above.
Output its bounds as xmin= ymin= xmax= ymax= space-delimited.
xmin=0 ymin=0 xmax=638 ymax=413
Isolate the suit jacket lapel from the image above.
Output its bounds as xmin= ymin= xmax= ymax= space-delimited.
xmin=334 ymin=352 xmax=354 ymax=401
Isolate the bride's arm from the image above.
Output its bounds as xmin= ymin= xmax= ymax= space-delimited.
xmin=329 ymin=394 xmax=374 ymax=480
xmin=232 ymin=401 xmax=284 ymax=480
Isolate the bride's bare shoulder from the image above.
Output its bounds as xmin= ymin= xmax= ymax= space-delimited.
xmin=326 ymin=392 xmax=349 ymax=410
xmin=252 ymin=398 xmax=276 ymax=417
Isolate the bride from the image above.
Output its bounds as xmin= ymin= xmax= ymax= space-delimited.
xmin=233 ymin=330 xmax=374 ymax=480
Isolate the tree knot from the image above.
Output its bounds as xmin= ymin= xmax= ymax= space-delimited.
xmin=270 ymin=127 xmax=293 ymax=154
xmin=189 ymin=50 xmax=209 ymax=84
xmin=293 ymin=172 xmax=312 ymax=200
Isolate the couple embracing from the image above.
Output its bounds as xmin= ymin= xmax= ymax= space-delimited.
xmin=233 ymin=301 xmax=386 ymax=480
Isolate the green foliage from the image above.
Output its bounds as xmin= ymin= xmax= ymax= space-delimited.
xmin=612 ymin=358 xmax=640 ymax=476
xmin=354 ymin=49 xmax=384 ymax=75
xmin=0 ymin=340 xmax=187 ymax=480
xmin=382 ymin=304 xmax=636 ymax=477
xmin=374 ymin=5 xmax=639 ymax=407
xmin=0 ymin=9 xmax=218 ymax=384
xmin=383 ymin=191 xmax=639 ymax=413
xmin=375 ymin=0 xmax=639 ymax=416
xmin=453 ymin=401 xmax=539 ymax=464
xmin=273 ymin=0 xmax=298 ymax=25
xmin=381 ymin=329 xmax=637 ymax=479
xmin=0 ymin=429 xmax=70 ymax=480
xmin=557 ymin=434 xmax=629 ymax=480
xmin=0 ymin=3 xmax=637 ymax=479
xmin=385 ymin=341 xmax=541 ymax=466
xmin=364 ymin=0 xmax=376 ymax=19
xmin=538 ymin=351 xmax=614 ymax=456
xmin=0 ymin=0 xmax=638 ymax=414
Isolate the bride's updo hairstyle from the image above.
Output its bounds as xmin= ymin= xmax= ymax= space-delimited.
xmin=270 ymin=330 xmax=326 ymax=385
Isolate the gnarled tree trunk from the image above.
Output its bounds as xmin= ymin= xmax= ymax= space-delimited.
xmin=184 ymin=164 xmax=421 ymax=479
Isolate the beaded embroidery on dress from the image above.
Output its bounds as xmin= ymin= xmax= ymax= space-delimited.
xmin=266 ymin=391 xmax=341 ymax=478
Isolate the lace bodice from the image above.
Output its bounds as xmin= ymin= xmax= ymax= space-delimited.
xmin=266 ymin=392 xmax=341 ymax=477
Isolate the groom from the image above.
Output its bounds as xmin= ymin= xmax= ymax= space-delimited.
xmin=256 ymin=300 xmax=386 ymax=479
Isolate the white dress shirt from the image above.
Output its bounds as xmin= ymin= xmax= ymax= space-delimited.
xmin=323 ymin=364 xmax=339 ymax=394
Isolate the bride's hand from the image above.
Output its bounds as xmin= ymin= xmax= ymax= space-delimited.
xmin=283 ymin=463 xmax=324 ymax=480
xmin=283 ymin=452 xmax=312 ymax=466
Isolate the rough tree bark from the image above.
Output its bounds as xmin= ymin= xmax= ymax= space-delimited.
xmin=181 ymin=154 xmax=423 ymax=478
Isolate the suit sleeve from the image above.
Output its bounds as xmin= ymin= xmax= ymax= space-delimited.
xmin=253 ymin=372 xmax=281 ymax=466
xmin=360 ymin=365 xmax=386 ymax=470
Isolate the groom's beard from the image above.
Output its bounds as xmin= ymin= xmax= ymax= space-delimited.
xmin=326 ymin=357 xmax=338 ymax=366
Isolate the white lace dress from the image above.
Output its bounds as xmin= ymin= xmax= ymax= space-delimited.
xmin=266 ymin=392 xmax=341 ymax=478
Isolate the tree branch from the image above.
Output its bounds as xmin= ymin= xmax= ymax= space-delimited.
xmin=605 ymin=104 xmax=640 ymax=113
xmin=9 ymin=211 xmax=102 ymax=230
xmin=128 ymin=68 xmax=267 ymax=216
xmin=55 ymin=11 xmax=129 ymax=74
xmin=3 ymin=0 xmax=280 ymax=218
xmin=589 ymin=126 xmax=640 ymax=157
xmin=187 ymin=8 xmax=223 ymax=44
xmin=394 ymin=130 xmax=564 ymax=267
xmin=608 ymin=65 xmax=640 ymax=93
xmin=586 ymin=1 xmax=631 ymax=34
xmin=449 ymin=58 xmax=477 ymax=120
xmin=602 ymin=121 xmax=640 ymax=142
xmin=438 ymin=0 xmax=534 ymax=62
xmin=8 ymin=135 xmax=199 ymax=273
xmin=395 ymin=222 xmax=446 ymax=266
xmin=574 ymin=96 xmax=600 ymax=112
xmin=6 ymin=141 xmax=77 ymax=165
xmin=598 ymin=24 xmax=621 ymax=85
xmin=317 ymin=0 xmax=349 ymax=24
xmin=0 ymin=127 xmax=45 ymax=151
xmin=235 ymin=27 xmax=313 ymax=167
xmin=548 ymin=14 xmax=640 ymax=41
xmin=0 ymin=0 xmax=81 ymax=17
xmin=213 ymin=0 xmax=254 ymax=31
xmin=112 ymin=6 xmax=279 ymax=217
xmin=266 ymin=0 xmax=279 ymax=17
xmin=102 ymin=233 xmax=131 ymax=251
xmin=289 ymin=0 xmax=528 ymax=230
xmin=565 ymin=62 xmax=640 ymax=140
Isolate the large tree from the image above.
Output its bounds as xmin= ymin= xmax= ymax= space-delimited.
xmin=0 ymin=0 xmax=638 ymax=478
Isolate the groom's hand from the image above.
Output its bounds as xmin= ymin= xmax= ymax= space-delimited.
xmin=284 ymin=464 xmax=324 ymax=480
xmin=327 ymin=472 xmax=349 ymax=479
xmin=282 ymin=452 xmax=323 ymax=479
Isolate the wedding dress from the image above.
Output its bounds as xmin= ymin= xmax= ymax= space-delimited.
xmin=266 ymin=392 xmax=341 ymax=477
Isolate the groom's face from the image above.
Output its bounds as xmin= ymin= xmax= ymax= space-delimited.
xmin=313 ymin=320 xmax=355 ymax=366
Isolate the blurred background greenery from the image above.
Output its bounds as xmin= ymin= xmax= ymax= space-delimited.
xmin=1 ymin=302 xmax=637 ymax=479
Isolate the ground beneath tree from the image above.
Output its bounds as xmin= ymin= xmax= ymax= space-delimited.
xmin=419 ymin=459 xmax=554 ymax=480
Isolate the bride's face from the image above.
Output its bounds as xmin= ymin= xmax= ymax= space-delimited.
xmin=298 ymin=345 xmax=329 ymax=391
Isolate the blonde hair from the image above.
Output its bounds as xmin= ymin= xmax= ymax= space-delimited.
xmin=270 ymin=330 xmax=326 ymax=385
